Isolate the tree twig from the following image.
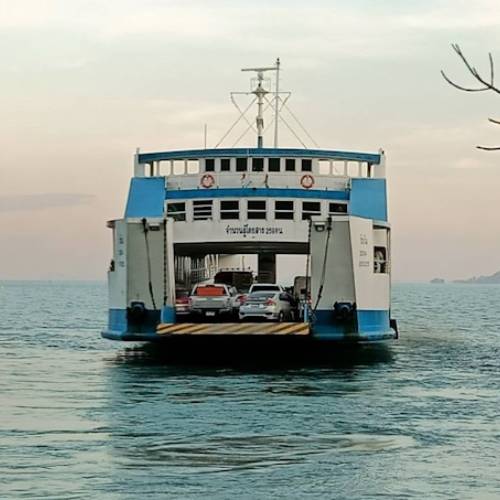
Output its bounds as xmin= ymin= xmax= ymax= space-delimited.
xmin=441 ymin=43 xmax=500 ymax=95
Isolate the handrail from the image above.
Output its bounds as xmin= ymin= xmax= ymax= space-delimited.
xmin=137 ymin=147 xmax=382 ymax=165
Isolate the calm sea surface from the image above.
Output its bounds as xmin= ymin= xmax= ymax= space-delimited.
xmin=1 ymin=281 xmax=499 ymax=499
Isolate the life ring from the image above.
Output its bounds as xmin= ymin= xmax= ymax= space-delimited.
xmin=200 ymin=173 xmax=215 ymax=188
xmin=300 ymin=174 xmax=314 ymax=189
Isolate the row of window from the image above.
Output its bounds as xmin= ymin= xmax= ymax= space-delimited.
xmin=205 ymin=157 xmax=312 ymax=173
xmin=167 ymin=200 xmax=347 ymax=222
xmin=149 ymin=157 xmax=373 ymax=178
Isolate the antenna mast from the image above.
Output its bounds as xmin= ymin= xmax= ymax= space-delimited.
xmin=274 ymin=58 xmax=280 ymax=148
xmin=241 ymin=58 xmax=280 ymax=148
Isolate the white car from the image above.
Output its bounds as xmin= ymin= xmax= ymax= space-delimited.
xmin=239 ymin=291 xmax=296 ymax=322
xmin=247 ymin=283 xmax=286 ymax=294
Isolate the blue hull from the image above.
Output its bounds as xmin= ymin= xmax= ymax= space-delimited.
xmin=101 ymin=329 xmax=397 ymax=343
xmin=102 ymin=310 xmax=397 ymax=344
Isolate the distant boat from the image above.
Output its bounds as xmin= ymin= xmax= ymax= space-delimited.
xmin=430 ymin=278 xmax=445 ymax=284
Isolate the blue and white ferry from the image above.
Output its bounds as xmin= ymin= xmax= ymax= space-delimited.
xmin=102 ymin=60 xmax=398 ymax=344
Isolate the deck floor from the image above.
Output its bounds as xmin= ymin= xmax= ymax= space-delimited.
xmin=156 ymin=322 xmax=310 ymax=336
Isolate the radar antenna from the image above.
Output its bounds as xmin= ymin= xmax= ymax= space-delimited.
xmin=214 ymin=59 xmax=318 ymax=149
xmin=241 ymin=59 xmax=280 ymax=148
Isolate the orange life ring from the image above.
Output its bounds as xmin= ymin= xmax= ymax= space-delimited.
xmin=200 ymin=173 xmax=215 ymax=188
xmin=300 ymin=174 xmax=314 ymax=189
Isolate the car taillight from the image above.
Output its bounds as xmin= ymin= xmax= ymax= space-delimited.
xmin=265 ymin=298 xmax=276 ymax=306
xmin=176 ymin=296 xmax=189 ymax=304
xmin=237 ymin=294 xmax=247 ymax=304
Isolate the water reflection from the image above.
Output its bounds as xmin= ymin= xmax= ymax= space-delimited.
xmin=110 ymin=340 xmax=394 ymax=370
xmin=99 ymin=340 xmax=397 ymax=489
xmin=4 ymin=282 xmax=500 ymax=498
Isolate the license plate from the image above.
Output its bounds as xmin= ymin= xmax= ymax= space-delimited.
xmin=206 ymin=311 xmax=216 ymax=317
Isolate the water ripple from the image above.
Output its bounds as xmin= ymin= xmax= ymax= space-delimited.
xmin=1 ymin=282 xmax=500 ymax=498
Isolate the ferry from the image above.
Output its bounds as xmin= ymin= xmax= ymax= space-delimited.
xmin=102 ymin=60 xmax=398 ymax=345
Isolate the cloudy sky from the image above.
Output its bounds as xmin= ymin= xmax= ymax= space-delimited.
xmin=1 ymin=0 xmax=500 ymax=281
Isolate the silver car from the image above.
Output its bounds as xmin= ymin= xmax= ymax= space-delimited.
xmin=239 ymin=291 xmax=296 ymax=322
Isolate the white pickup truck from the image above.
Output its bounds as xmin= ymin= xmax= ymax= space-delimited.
xmin=189 ymin=283 xmax=241 ymax=319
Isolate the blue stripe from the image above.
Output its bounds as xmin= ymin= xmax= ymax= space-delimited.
xmin=357 ymin=310 xmax=390 ymax=333
xmin=312 ymin=309 xmax=355 ymax=336
xmin=108 ymin=308 xmax=127 ymax=332
xmin=125 ymin=177 xmax=166 ymax=218
xmin=103 ymin=307 xmax=162 ymax=341
xmin=103 ymin=307 xmax=396 ymax=342
xmin=161 ymin=305 xmax=175 ymax=322
xmin=165 ymin=188 xmax=349 ymax=201
xmin=311 ymin=308 xmax=395 ymax=341
xmin=102 ymin=329 xmax=163 ymax=342
xmin=138 ymin=148 xmax=381 ymax=164
xmin=349 ymin=178 xmax=387 ymax=222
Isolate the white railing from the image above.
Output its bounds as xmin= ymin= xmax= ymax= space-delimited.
xmin=135 ymin=156 xmax=386 ymax=180
xmin=165 ymin=172 xmax=349 ymax=191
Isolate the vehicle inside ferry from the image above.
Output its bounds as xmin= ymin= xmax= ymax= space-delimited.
xmin=173 ymin=252 xmax=310 ymax=323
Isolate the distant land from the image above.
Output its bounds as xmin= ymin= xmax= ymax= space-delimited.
xmin=453 ymin=271 xmax=500 ymax=284
xmin=430 ymin=271 xmax=500 ymax=284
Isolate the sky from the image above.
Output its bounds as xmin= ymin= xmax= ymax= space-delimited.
xmin=1 ymin=0 xmax=500 ymax=282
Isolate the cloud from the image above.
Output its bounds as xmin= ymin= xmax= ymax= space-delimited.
xmin=0 ymin=193 xmax=95 ymax=212
xmin=3 ymin=1 xmax=500 ymax=55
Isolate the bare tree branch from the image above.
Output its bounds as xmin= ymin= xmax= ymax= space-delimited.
xmin=441 ymin=43 xmax=500 ymax=95
xmin=489 ymin=52 xmax=494 ymax=86
xmin=442 ymin=44 xmax=500 ymax=151
xmin=440 ymin=70 xmax=487 ymax=92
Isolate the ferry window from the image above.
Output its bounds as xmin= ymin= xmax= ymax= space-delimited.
xmin=285 ymin=159 xmax=296 ymax=172
xmin=318 ymin=160 xmax=330 ymax=175
xmin=302 ymin=201 xmax=321 ymax=220
xmin=187 ymin=160 xmax=199 ymax=174
xmin=347 ymin=161 xmax=359 ymax=177
xmin=205 ymin=159 xmax=215 ymax=172
xmin=248 ymin=200 xmax=267 ymax=219
xmin=173 ymin=160 xmax=185 ymax=175
xmin=275 ymin=200 xmax=294 ymax=220
xmin=329 ymin=202 xmax=347 ymax=214
xmin=220 ymin=200 xmax=239 ymax=220
xmin=161 ymin=161 xmax=172 ymax=176
xmin=268 ymin=158 xmax=280 ymax=172
xmin=332 ymin=161 xmax=345 ymax=176
xmin=374 ymin=246 xmax=387 ymax=274
xmin=360 ymin=162 xmax=368 ymax=177
xmin=193 ymin=200 xmax=213 ymax=220
xmin=236 ymin=158 xmax=248 ymax=172
xmin=167 ymin=202 xmax=186 ymax=222
xmin=221 ymin=158 xmax=231 ymax=171
xmin=301 ymin=159 xmax=312 ymax=172
xmin=252 ymin=158 xmax=264 ymax=172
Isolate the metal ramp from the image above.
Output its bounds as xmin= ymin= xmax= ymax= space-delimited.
xmin=156 ymin=322 xmax=310 ymax=336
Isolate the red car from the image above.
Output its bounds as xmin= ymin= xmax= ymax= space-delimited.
xmin=175 ymin=288 xmax=190 ymax=316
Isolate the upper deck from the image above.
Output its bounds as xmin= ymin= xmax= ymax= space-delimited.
xmin=134 ymin=148 xmax=386 ymax=192
xmin=123 ymin=147 xmax=389 ymax=254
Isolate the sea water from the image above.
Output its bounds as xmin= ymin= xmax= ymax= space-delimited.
xmin=1 ymin=281 xmax=499 ymax=499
